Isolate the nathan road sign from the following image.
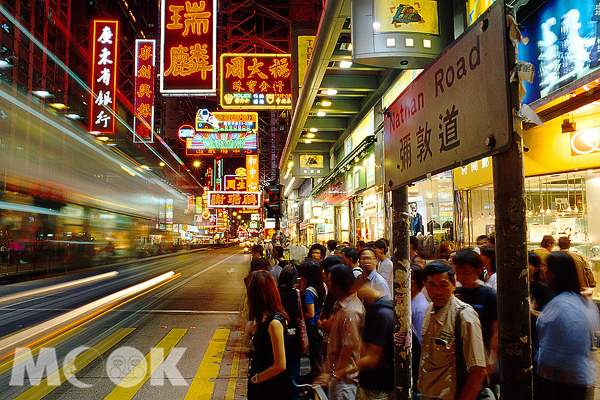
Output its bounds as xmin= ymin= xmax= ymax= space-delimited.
xmin=384 ymin=1 xmax=511 ymax=191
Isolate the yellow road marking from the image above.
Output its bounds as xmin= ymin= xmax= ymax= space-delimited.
xmin=225 ymin=299 xmax=247 ymax=400
xmin=13 ymin=327 xmax=135 ymax=400
xmin=224 ymin=332 xmax=243 ymax=400
xmin=185 ymin=329 xmax=230 ymax=400
xmin=104 ymin=328 xmax=187 ymax=400
xmin=0 ymin=327 xmax=85 ymax=376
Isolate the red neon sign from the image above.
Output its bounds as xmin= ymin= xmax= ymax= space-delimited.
xmin=160 ymin=0 xmax=217 ymax=95
xmin=134 ymin=39 xmax=155 ymax=143
xmin=90 ymin=20 xmax=119 ymax=134
xmin=207 ymin=191 xmax=261 ymax=208
xmin=220 ymin=53 xmax=292 ymax=109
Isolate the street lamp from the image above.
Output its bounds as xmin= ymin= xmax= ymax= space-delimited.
xmin=193 ymin=160 xmax=201 ymax=168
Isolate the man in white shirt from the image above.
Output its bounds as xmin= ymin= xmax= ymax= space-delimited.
xmin=373 ymin=239 xmax=393 ymax=295
xmin=359 ymin=247 xmax=391 ymax=300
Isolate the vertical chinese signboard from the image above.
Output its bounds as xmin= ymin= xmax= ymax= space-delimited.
xmin=134 ymin=39 xmax=155 ymax=143
xmin=220 ymin=54 xmax=292 ymax=109
xmin=90 ymin=20 xmax=118 ymax=134
xmin=160 ymin=0 xmax=217 ymax=95
xmin=246 ymin=154 xmax=259 ymax=192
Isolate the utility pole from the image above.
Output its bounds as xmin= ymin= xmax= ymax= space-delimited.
xmin=391 ymin=185 xmax=412 ymax=400
xmin=493 ymin=5 xmax=533 ymax=400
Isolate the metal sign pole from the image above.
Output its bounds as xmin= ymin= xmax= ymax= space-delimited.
xmin=493 ymin=6 xmax=533 ymax=399
xmin=391 ymin=185 xmax=412 ymax=400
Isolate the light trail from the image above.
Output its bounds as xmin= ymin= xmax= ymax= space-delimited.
xmin=0 ymin=271 xmax=119 ymax=305
xmin=0 ymin=271 xmax=175 ymax=355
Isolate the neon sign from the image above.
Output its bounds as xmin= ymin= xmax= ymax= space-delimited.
xmin=207 ymin=191 xmax=261 ymax=208
xmin=220 ymin=53 xmax=292 ymax=109
xmin=179 ymin=109 xmax=258 ymax=156
xmin=90 ymin=20 xmax=118 ymax=134
xmin=160 ymin=0 xmax=217 ymax=95
xmin=224 ymin=175 xmax=247 ymax=191
xmin=246 ymin=154 xmax=259 ymax=192
xmin=134 ymin=39 xmax=155 ymax=142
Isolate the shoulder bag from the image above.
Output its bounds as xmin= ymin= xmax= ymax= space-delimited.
xmin=296 ymin=288 xmax=309 ymax=355
xmin=455 ymin=306 xmax=496 ymax=400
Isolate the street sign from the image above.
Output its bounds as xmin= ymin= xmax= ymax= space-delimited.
xmin=384 ymin=1 xmax=511 ymax=191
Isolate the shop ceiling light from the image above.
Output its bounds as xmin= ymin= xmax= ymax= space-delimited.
xmin=317 ymin=111 xmax=326 ymax=116
xmin=305 ymin=139 xmax=312 ymax=143
xmin=309 ymin=127 xmax=318 ymax=132
xmin=65 ymin=113 xmax=81 ymax=120
xmin=321 ymin=100 xmax=332 ymax=107
xmin=306 ymin=133 xmax=315 ymax=138
xmin=49 ymin=103 xmax=67 ymax=110
xmin=423 ymin=39 xmax=432 ymax=48
xmin=339 ymin=60 xmax=352 ymax=68
xmin=405 ymin=38 xmax=415 ymax=47
xmin=323 ymin=89 xmax=337 ymax=96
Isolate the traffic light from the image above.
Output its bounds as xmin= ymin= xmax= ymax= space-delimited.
xmin=263 ymin=185 xmax=283 ymax=218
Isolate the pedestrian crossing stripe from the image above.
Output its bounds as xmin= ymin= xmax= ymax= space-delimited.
xmin=185 ymin=328 xmax=230 ymax=400
xmin=0 ymin=327 xmax=86 ymax=376
xmin=104 ymin=328 xmax=188 ymax=400
xmin=12 ymin=327 xmax=135 ymax=400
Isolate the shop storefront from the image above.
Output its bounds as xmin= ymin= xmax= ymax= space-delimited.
xmin=446 ymin=0 xmax=600 ymax=294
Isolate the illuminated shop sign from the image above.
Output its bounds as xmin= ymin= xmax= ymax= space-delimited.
xmin=220 ymin=53 xmax=292 ymax=109
xmin=134 ymin=39 xmax=155 ymax=143
xmin=195 ymin=109 xmax=258 ymax=132
xmin=90 ymin=20 xmax=119 ymax=134
xmin=179 ymin=109 xmax=258 ymax=156
xmin=518 ymin=0 xmax=600 ymax=105
xmin=374 ymin=1 xmax=439 ymax=34
xmin=160 ymin=0 xmax=217 ymax=95
xmin=195 ymin=211 xmax=217 ymax=228
xmin=207 ymin=191 xmax=261 ymax=208
xmin=178 ymin=124 xmax=195 ymax=139
xmin=571 ymin=127 xmax=600 ymax=156
xmin=224 ymin=175 xmax=247 ymax=191
xmin=246 ymin=154 xmax=259 ymax=192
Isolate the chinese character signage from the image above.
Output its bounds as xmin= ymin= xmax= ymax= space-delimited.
xmin=207 ymin=191 xmax=261 ymax=208
xmin=220 ymin=53 xmax=292 ymax=109
xmin=195 ymin=211 xmax=217 ymax=228
xmin=134 ymin=39 xmax=155 ymax=142
xmin=179 ymin=109 xmax=258 ymax=156
xmin=246 ymin=154 xmax=259 ymax=192
xmin=90 ymin=20 xmax=118 ymax=134
xmin=160 ymin=0 xmax=217 ymax=95
xmin=383 ymin=1 xmax=511 ymax=191
xmin=224 ymin=175 xmax=247 ymax=191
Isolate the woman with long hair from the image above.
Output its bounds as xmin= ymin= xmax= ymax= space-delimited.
xmin=301 ymin=260 xmax=326 ymax=382
xmin=535 ymin=252 xmax=599 ymax=400
xmin=246 ymin=270 xmax=293 ymax=400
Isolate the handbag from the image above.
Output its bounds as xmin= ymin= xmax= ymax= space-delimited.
xmin=296 ymin=288 xmax=309 ymax=355
xmin=455 ymin=307 xmax=497 ymax=400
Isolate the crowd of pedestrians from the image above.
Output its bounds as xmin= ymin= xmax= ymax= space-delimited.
xmin=242 ymin=234 xmax=600 ymax=400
